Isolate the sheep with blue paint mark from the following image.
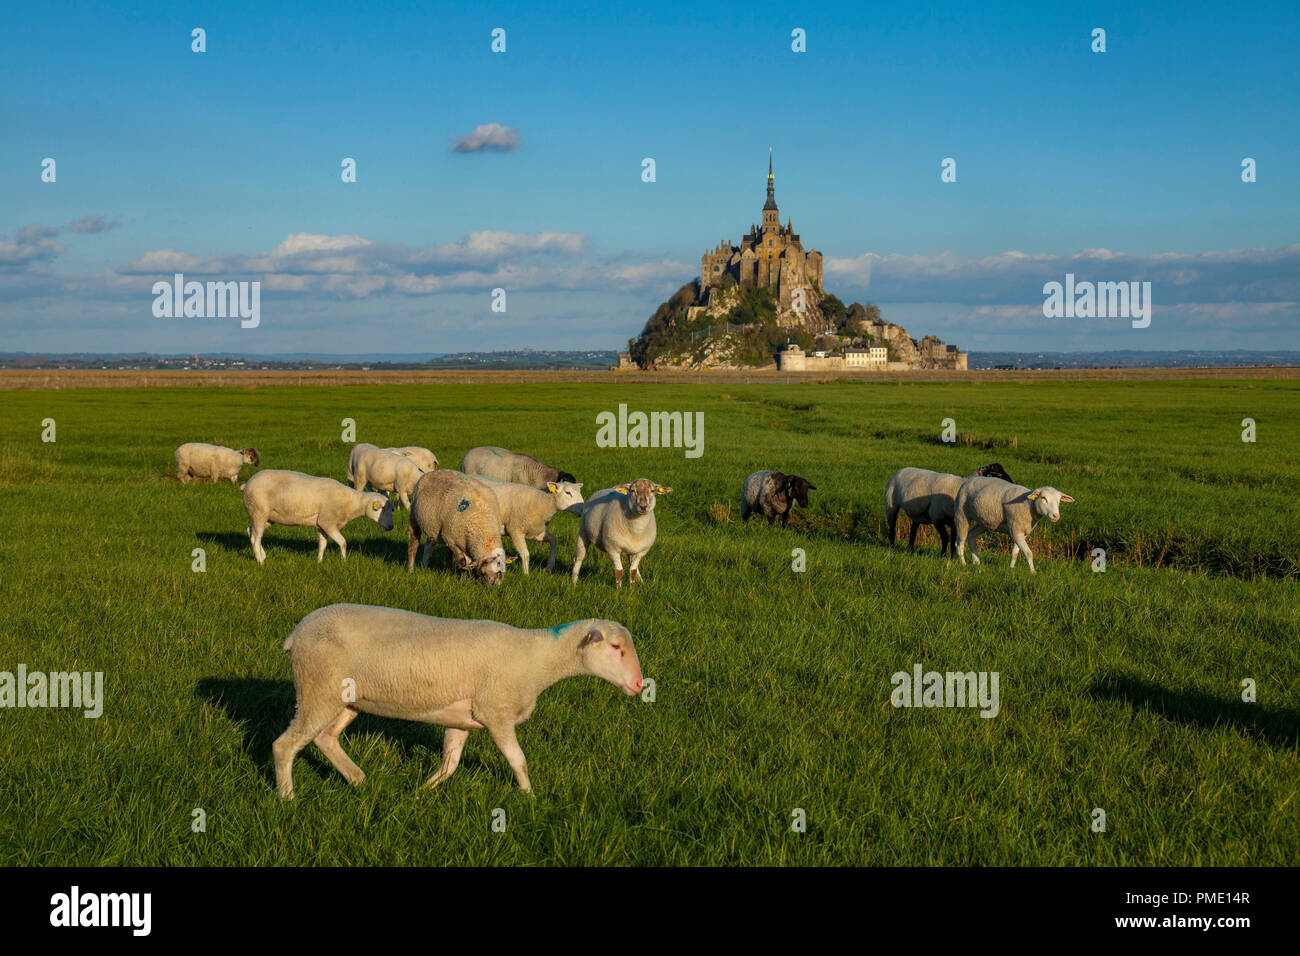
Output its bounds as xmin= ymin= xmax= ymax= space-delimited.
xmin=406 ymin=469 xmax=509 ymax=584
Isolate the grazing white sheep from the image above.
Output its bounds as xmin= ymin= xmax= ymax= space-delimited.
xmin=740 ymin=471 xmax=816 ymax=526
xmin=406 ymin=469 xmax=510 ymax=584
xmin=346 ymin=444 xmax=424 ymax=509
xmin=925 ymin=463 xmax=1015 ymax=556
xmin=954 ymin=478 xmax=1075 ymax=573
xmin=885 ymin=462 xmax=1013 ymax=553
xmin=175 ymin=443 xmax=259 ymax=485
xmin=470 ymin=476 xmax=585 ymax=574
xmin=460 ymin=445 xmax=577 ymax=489
xmin=242 ymin=469 xmax=394 ymax=565
xmin=272 ymin=605 xmax=644 ymax=798
xmin=384 ymin=446 xmax=439 ymax=473
xmin=571 ymin=478 xmax=671 ymax=586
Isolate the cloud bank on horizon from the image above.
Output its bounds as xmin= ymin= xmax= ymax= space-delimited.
xmin=2 ymin=0 xmax=1296 ymax=354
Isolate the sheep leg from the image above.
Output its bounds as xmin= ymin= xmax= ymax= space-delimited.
xmin=421 ymin=539 xmax=436 ymax=567
xmin=629 ymin=551 xmax=644 ymax=583
xmin=486 ymin=722 xmax=532 ymax=793
xmin=544 ymin=529 xmax=556 ymax=572
xmin=1011 ymin=532 xmax=1034 ymax=573
xmin=399 ymin=491 xmax=411 ymax=510
xmin=313 ymin=708 xmax=365 ymax=787
xmin=510 ymin=529 xmax=530 ymax=575
xmin=316 ymin=531 xmax=329 ymax=563
xmin=937 ymin=521 xmax=951 ymax=556
xmin=273 ymin=705 xmax=346 ymax=800
xmin=426 ymin=727 xmax=469 ymax=789
xmin=570 ymin=536 xmax=587 ymax=584
xmin=249 ymin=521 xmax=268 ymax=564
xmin=324 ymin=526 xmax=348 ymax=561
xmin=780 ymin=507 xmax=791 ymax=527
xmin=605 ymin=548 xmax=625 ymax=587
xmin=741 ymin=505 xmax=751 ymax=523
xmin=406 ymin=523 xmax=422 ymax=571
xmin=886 ymin=507 xmax=899 ymax=544
xmin=907 ymin=518 xmax=921 ymax=551
xmin=967 ymin=529 xmax=982 ymax=565
xmin=766 ymin=512 xmax=777 ymax=526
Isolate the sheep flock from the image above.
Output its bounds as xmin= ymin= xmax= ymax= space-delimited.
xmin=172 ymin=433 xmax=1075 ymax=795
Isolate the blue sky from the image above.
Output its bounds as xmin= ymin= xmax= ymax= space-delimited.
xmin=2 ymin=0 xmax=1297 ymax=354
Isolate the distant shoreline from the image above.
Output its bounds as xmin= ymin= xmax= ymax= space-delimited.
xmin=3 ymin=366 xmax=1297 ymax=391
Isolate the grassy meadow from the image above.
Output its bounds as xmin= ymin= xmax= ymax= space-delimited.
xmin=0 ymin=377 xmax=1297 ymax=865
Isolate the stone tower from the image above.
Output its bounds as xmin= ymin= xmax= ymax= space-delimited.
xmin=699 ymin=150 xmax=824 ymax=321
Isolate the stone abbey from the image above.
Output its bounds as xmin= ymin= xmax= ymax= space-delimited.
xmin=699 ymin=150 xmax=823 ymax=312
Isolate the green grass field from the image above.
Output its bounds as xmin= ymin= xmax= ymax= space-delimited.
xmin=1 ymin=378 xmax=1296 ymax=865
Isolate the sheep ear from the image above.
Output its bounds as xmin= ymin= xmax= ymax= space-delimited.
xmin=1027 ymin=491 xmax=1040 ymax=500
xmin=654 ymin=485 xmax=673 ymax=494
xmin=504 ymin=555 xmax=518 ymax=564
xmin=547 ymin=482 xmax=558 ymax=493
xmin=1060 ymin=494 xmax=1075 ymax=503
xmin=613 ymin=485 xmax=630 ymax=496
xmin=579 ymin=628 xmax=604 ymax=648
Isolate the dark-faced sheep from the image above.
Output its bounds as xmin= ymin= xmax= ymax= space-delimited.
xmin=740 ymin=471 xmax=816 ymax=526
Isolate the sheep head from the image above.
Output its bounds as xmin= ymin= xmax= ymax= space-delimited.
xmin=366 ymin=494 xmax=395 ymax=531
xmin=975 ymin=462 xmax=1013 ymax=483
xmin=547 ymin=480 xmax=586 ymax=515
xmin=782 ymin=474 xmax=816 ymax=509
xmin=1027 ymin=487 xmax=1074 ymax=523
xmin=612 ymin=478 xmax=671 ymax=517
xmin=577 ymin=623 xmax=644 ymax=697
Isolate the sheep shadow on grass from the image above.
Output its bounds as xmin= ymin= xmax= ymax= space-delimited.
xmin=1089 ymin=673 xmax=1300 ymax=749
xmin=195 ymin=677 xmax=491 ymax=793
xmin=195 ymin=529 xmax=407 ymax=565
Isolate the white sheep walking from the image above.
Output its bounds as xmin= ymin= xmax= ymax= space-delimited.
xmin=272 ymin=604 xmax=644 ymax=798
xmin=571 ymin=478 xmax=671 ymax=586
xmin=885 ymin=462 xmax=1013 ymax=553
xmin=954 ymin=477 xmax=1075 ymax=573
xmin=242 ymin=469 xmax=394 ymax=564
xmin=175 ymin=442 xmax=259 ymax=485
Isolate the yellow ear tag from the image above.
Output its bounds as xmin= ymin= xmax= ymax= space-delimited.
xmin=1028 ymin=492 xmax=1039 ymax=500
xmin=614 ymin=487 xmax=629 ymax=496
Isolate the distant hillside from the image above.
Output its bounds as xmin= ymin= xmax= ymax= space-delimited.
xmin=0 ymin=350 xmax=618 ymax=371
xmin=970 ymin=350 xmax=1300 ymax=370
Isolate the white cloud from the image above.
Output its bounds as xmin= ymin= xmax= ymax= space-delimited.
xmin=449 ymin=123 xmax=520 ymax=153
xmin=825 ymin=244 xmax=1300 ymax=304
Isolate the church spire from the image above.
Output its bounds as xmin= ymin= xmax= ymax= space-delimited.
xmin=763 ymin=147 xmax=778 ymax=212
